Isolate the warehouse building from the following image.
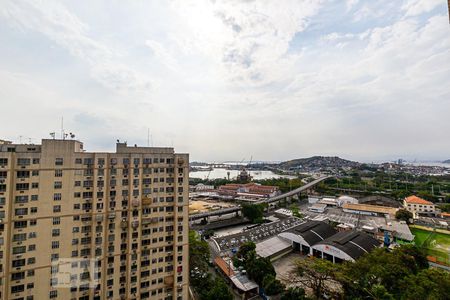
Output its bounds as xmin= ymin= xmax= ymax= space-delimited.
xmin=312 ymin=230 xmax=380 ymax=263
xmin=278 ymin=221 xmax=336 ymax=255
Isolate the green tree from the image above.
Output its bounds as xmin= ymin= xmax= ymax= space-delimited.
xmin=262 ymin=274 xmax=285 ymax=296
xmin=241 ymin=203 xmax=264 ymax=223
xmin=395 ymin=209 xmax=413 ymax=223
xmin=204 ymin=278 xmax=234 ymax=300
xmin=339 ymin=245 xmax=429 ymax=299
xmin=292 ymin=258 xmax=338 ymax=299
xmin=189 ymin=231 xmax=210 ymax=273
xmin=281 ymin=287 xmax=308 ymax=300
xmin=246 ymin=256 xmax=276 ymax=286
xmin=400 ymin=268 xmax=450 ymax=300
xmin=233 ymin=242 xmax=256 ymax=268
xmin=290 ymin=204 xmax=303 ymax=218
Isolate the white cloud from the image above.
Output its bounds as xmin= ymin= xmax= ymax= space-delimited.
xmin=402 ymin=0 xmax=444 ymax=17
xmin=0 ymin=0 xmax=154 ymax=93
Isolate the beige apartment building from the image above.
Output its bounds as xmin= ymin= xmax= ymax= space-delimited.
xmin=0 ymin=138 xmax=189 ymax=300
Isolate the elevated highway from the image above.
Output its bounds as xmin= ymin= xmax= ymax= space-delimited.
xmin=189 ymin=175 xmax=331 ymax=221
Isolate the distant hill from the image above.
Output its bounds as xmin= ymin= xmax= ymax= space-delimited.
xmin=443 ymin=159 xmax=450 ymax=164
xmin=278 ymin=156 xmax=360 ymax=170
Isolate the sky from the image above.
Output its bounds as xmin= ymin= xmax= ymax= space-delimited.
xmin=0 ymin=0 xmax=449 ymax=163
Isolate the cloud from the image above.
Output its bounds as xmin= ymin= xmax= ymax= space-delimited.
xmin=402 ymin=0 xmax=444 ymax=17
xmin=0 ymin=0 xmax=154 ymax=93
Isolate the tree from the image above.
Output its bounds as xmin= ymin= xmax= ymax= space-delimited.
xmin=281 ymin=287 xmax=309 ymax=300
xmin=242 ymin=203 xmax=264 ymax=223
xmin=439 ymin=203 xmax=450 ymax=213
xmin=262 ymin=274 xmax=286 ymax=296
xmin=395 ymin=209 xmax=413 ymax=223
xmin=204 ymin=278 xmax=234 ymax=300
xmin=290 ymin=204 xmax=303 ymax=218
xmin=291 ymin=258 xmax=338 ymax=299
xmin=189 ymin=231 xmax=210 ymax=273
xmin=400 ymin=268 xmax=450 ymax=300
xmin=338 ymin=245 xmax=430 ymax=299
xmin=246 ymin=256 xmax=276 ymax=286
xmin=233 ymin=242 xmax=256 ymax=268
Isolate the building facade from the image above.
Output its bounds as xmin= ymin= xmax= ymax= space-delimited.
xmin=403 ymin=195 xmax=436 ymax=217
xmin=0 ymin=139 xmax=189 ymax=300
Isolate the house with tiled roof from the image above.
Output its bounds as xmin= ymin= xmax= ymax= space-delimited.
xmin=403 ymin=195 xmax=436 ymax=217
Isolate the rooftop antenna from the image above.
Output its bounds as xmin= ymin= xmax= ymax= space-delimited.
xmin=49 ymin=132 xmax=56 ymax=139
xmin=147 ymin=128 xmax=150 ymax=147
xmin=61 ymin=117 xmax=64 ymax=139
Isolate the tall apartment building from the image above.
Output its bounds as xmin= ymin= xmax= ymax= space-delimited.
xmin=0 ymin=139 xmax=189 ymax=300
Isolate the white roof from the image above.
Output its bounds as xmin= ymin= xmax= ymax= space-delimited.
xmin=255 ymin=236 xmax=291 ymax=258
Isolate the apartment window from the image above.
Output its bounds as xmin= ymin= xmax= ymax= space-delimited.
xmin=52 ymin=229 xmax=60 ymax=237
xmin=51 ymin=241 xmax=60 ymax=249
xmin=11 ymin=284 xmax=25 ymax=293
xmin=28 ymin=244 xmax=36 ymax=251
xmin=30 ymin=219 xmax=37 ymax=226
xmin=75 ymin=158 xmax=82 ymax=164
xmin=16 ymin=183 xmax=29 ymax=191
xmin=54 ymin=181 xmax=62 ymax=189
xmin=14 ymin=221 xmax=27 ymax=229
xmin=27 ymin=257 xmax=36 ymax=264
xmin=29 ymin=232 xmax=37 ymax=238
xmin=32 ymin=170 xmax=39 ymax=176
xmin=53 ymin=205 xmax=61 ymax=213
xmin=12 ymin=259 xmax=26 ymax=267
xmin=31 ymin=182 xmax=39 ymax=188
xmin=31 ymin=195 xmax=38 ymax=201
xmin=17 ymin=170 xmax=30 ymax=178
xmin=49 ymin=290 xmax=58 ymax=298
xmin=17 ymin=158 xmax=31 ymax=165
xmin=15 ymin=208 xmax=28 ymax=216
xmin=55 ymin=169 xmax=63 ymax=177
xmin=11 ymin=272 xmax=25 ymax=280
xmin=12 ymin=246 xmax=26 ymax=254
xmin=0 ymin=158 xmax=8 ymax=165
xmin=15 ymin=195 xmax=29 ymax=203
xmin=53 ymin=193 xmax=62 ymax=201
xmin=27 ymin=270 xmax=35 ymax=277
xmin=55 ymin=158 xmax=64 ymax=165
xmin=30 ymin=207 xmax=37 ymax=214
xmin=32 ymin=158 xmax=40 ymax=164
xmin=74 ymin=180 xmax=81 ymax=187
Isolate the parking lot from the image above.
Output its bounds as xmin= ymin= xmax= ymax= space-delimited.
xmin=212 ymin=217 xmax=303 ymax=252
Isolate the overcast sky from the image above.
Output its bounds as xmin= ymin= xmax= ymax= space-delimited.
xmin=0 ymin=0 xmax=449 ymax=163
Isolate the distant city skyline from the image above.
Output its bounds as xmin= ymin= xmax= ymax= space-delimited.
xmin=1 ymin=0 xmax=449 ymax=163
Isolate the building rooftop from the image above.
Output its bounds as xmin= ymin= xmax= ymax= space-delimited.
xmin=255 ymin=236 xmax=291 ymax=258
xmin=343 ymin=203 xmax=398 ymax=215
xmin=317 ymin=230 xmax=380 ymax=260
xmin=380 ymin=221 xmax=414 ymax=241
xmin=290 ymin=221 xmax=337 ymax=246
xmin=404 ymin=195 xmax=434 ymax=205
